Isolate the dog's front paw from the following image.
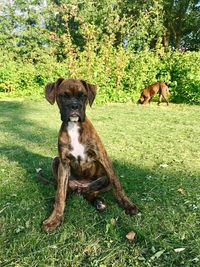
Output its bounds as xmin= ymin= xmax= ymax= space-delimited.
xmin=43 ymin=215 xmax=63 ymax=232
xmin=124 ymin=202 xmax=139 ymax=215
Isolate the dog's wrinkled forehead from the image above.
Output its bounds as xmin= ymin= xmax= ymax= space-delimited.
xmin=58 ymin=79 xmax=86 ymax=95
xmin=45 ymin=78 xmax=96 ymax=106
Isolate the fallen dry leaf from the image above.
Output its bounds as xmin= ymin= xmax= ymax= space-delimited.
xmin=35 ymin=168 xmax=42 ymax=173
xmin=160 ymin=163 xmax=168 ymax=168
xmin=110 ymin=218 xmax=116 ymax=225
xmin=178 ymin=188 xmax=185 ymax=195
xmin=150 ymin=250 xmax=165 ymax=260
xmin=126 ymin=231 xmax=136 ymax=241
xmin=174 ymin=248 xmax=185 ymax=253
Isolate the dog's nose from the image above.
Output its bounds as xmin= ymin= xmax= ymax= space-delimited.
xmin=71 ymin=103 xmax=79 ymax=110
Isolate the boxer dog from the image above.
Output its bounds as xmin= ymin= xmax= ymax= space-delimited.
xmin=43 ymin=78 xmax=138 ymax=232
xmin=137 ymin=82 xmax=169 ymax=105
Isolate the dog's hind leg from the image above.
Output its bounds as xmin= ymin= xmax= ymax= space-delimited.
xmin=157 ymin=94 xmax=163 ymax=105
xmin=83 ymin=176 xmax=111 ymax=211
xmin=162 ymin=94 xmax=169 ymax=106
xmin=84 ymin=193 xmax=107 ymax=212
xmin=86 ymin=176 xmax=110 ymax=193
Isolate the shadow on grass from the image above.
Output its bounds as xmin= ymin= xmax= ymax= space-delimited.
xmin=0 ymin=100 xmax=199 ymax=267
xmin=1 ymin=100 xmax=197 ymax=212
xmin=0 ymin=145 xmax=53 ymax=179
xmin=1 ymin=101 xmax=197 ymax=221
xmin=0 ymin=100 xmax=58 ymax=145
xmin=0 ymin=144 xmax=187 ymax=211
xmin=0 ymin=100 xmax=58 ymax=208
xmin=0 ymin=101 xmax=190 ymax=213
xmin=1 ymin=142 xmax=196 ymax=258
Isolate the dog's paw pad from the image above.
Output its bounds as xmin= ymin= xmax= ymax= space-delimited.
xmin=93 ymin=199 xmax=107 ymax=212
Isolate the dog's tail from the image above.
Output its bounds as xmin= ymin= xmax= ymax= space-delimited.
xmin=161 ymin=82 xmax=171 ymax=95
xmin=36 ymin=168 xmax=55 ymax=187
xmin=166 ymin=85 xmax=171 ymax=95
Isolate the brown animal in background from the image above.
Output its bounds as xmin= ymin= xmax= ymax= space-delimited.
xmin=43 ymin=78 xmax=138 ymax=232
xmin=138 ymin=82 xmax=169 ymax=105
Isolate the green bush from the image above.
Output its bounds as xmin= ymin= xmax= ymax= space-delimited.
xmin=0 ymin=49 xmax=199 ymax=104
xmin=168 ymin=52 xmax=200 ymax=104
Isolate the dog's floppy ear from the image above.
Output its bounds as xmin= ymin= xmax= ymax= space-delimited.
xmin=45 ymin=78 xmax=64 ymax=105
xmin=81 ymin=80 xmax=97 ymax=107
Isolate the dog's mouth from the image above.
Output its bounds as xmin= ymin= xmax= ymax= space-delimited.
xmin=69 ymin=112 xmax=80 ymax=122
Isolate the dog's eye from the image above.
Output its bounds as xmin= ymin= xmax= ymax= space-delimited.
xmin=63 ymin=92 xmax=70 ymax=98
xmin=77 ymin=92 xmax=84 ymax=98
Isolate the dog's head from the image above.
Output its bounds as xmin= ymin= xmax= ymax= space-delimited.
xmin=137 ymin=94 xmax=145 ymax=104
xmin=45 ymin=78 xmax=97 ymax=123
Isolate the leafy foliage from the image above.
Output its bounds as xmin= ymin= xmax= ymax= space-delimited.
xmin=0 ymin=0 xmax=199 ymax=103
xmin=1 ymin=48 xmax=199 ymax=104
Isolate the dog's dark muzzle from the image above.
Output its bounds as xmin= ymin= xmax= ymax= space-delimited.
xmin=60 ymin=99 xmax=85 ymax=122
xmin=71 ymin=101 xmax=79 ymax=111
xmin=69 ymin=100 xmax=82 ymax=116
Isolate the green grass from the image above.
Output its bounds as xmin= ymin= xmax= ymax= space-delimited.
xmin=0 ymin=99 xmax=200 ymax=267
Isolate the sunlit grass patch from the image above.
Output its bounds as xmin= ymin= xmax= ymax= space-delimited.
xmin=0 ymin=100 xmax=200 ymax=266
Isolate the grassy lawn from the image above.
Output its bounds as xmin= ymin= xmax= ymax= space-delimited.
xmin=0 ymin=99 xmax=200 ymax=267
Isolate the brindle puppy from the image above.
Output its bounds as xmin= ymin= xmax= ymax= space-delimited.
xmin=43 ymin=78 xmax=138 ymax=232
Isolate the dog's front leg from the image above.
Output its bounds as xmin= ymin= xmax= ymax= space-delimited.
xmin=43 ymin=159 xmax=70 ymax=232
xmin=100 ymin=156 xmax=138 ymax=215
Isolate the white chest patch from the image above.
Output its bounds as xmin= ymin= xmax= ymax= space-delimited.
xmin=67 ymin=122 xmax=86 ymax=160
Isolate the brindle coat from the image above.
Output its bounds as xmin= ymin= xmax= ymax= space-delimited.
xmin=138 ymin=82 xmax=169 ymax=105
xmin=43 ymin=78 xmax=138 ymax=232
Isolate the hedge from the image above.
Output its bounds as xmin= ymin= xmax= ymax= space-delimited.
xmin=0 ymin=49 xmax=199 ymax=104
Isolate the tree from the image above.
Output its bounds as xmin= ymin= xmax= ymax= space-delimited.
xmin=163 ymin=0 xmax=200 ymax=50
xmin=0 ymin=0 xmax=50 ymax=62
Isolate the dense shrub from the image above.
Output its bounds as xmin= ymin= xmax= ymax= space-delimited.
xmin=168 ymin=52 xmax=200 ymax=104
xmin=0 ymin=49 xmax=199 ymax=104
